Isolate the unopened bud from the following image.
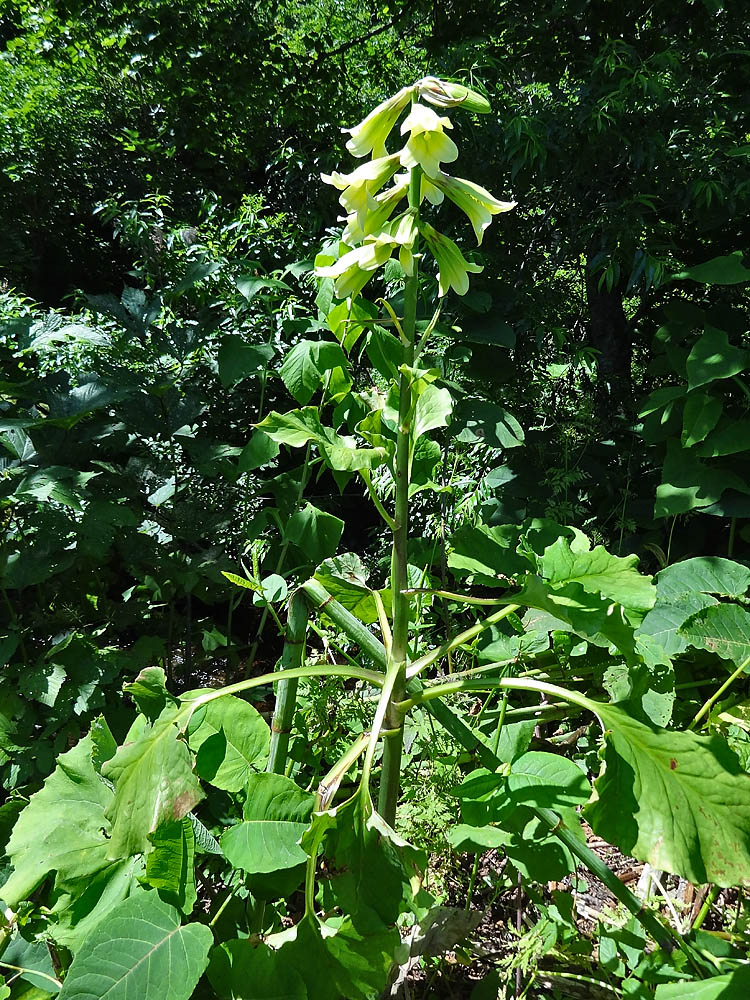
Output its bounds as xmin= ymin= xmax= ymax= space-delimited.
xmin=417 ymin=76 xmax=492 ymax=114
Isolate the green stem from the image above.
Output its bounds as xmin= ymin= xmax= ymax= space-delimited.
xmin=378 ymin=162 xmax=422 ymax=826
xmin=360 ymin=469 xmax=396 ymax=530
xmin=692 ymin=884 xmax=720 ymax=931
xmin=689 ymin=654 xmax=750 ymax=731
xmin=300 ymin=578 xmax=387 ymax=669
xmin=407 ymin=604 xmax=521 ymax=678
xmin=185 ymin=663 xmax=384 ymax=725
xmin=267 ymin=589 xmax=309 ymax=774
xmin=398 ymin=675 xmax=595 ymax=715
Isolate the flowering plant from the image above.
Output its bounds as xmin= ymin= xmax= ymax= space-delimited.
xmin=316 ymin=77 xmax=515 ymax=301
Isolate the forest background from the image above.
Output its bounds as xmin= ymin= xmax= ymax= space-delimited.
xmin=2 ymin=0 xmax=750 ymax=997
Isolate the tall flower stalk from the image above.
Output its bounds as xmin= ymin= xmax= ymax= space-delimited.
xmin=312 ymin=78 xmax=515 ymax=823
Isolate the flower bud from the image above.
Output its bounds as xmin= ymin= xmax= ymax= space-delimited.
xmin=417 ymin=76 xmax=492 ymax=114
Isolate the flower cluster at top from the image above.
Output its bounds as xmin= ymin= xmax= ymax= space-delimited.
xmin=315 ymin=77 xmax=516 ymax=301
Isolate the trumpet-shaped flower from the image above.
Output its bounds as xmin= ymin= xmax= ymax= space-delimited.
xmin=419 ymin=221 xmax=482 ymax=297
xmin=315 ymin=235 xmax=398 ymax=299
xmin=321 ymin=153 xmax=401 ymax=226
xmin=342 ymin=176 xmax=409 ymax=245
xmin=399 ymin=103 xmax=459 ymax=178
xmin=432 ymin=172 xmax=516 ymax=244
xmin=344 ymin=86 xmax=414 ymax=158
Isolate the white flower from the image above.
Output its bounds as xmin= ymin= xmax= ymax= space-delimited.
xmin=344 ymin=86 xmax=414 ymax=158
xmin=399 ymin=103 xmax=459 ymax=178
xmin=431 ymin=172 xmax=516 ymax=244
xmin=315 ymin=235 xmax=398 ymax=299
xmin=321 ymin=153 xmax=401 ymax=226
xmin=419 ymin=221 xmax=482 ymax=297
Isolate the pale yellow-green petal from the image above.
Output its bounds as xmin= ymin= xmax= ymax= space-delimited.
xmin=344 ymin=87 xmax=414 ymax=158
xmin=420 ymin=221 xmax=482 ymax=297
xmin=400 ymin=131 xmax=459 ymax=178
xmin=432 ymin=172 xmax=516 ymax=244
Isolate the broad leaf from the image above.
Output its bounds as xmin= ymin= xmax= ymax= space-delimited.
xmin=302 ymin=789 xmax=425 ymax=935
xmin=218 ymin=336 xmax=274 ymax=388
xmin=655 ymin=967 xmax=750 ymax=998
xmin=1 ymin=736 xmax=112 ymax=907
xmin=679 ymin=603 xmax=750 ymax=666
xmin=285 ymin=502 xmax=345 ymax=564
xmin=143 ymin=818 xmax=197 ymax=914
xmin=448 ymin=523 xmax=527 ymax=586
xmin=538 ymin=537 xmax=656 ymax=620
xmin=50 ymin=857 xmax=145 ymax=952
xmin=673 ymin=251 xmax=750 ymax=285
xmin=637 ymin=593 xmax=717 ymax=657
xmin=585 ymin=704 xmax=750 ymax=886
xmin=451 ymin=397 xmax=524 ymax=449
xmin=238 ymin=430 xmax=280 ymax=471
xmin=57 ymin=893 xmax=212 ymax=1000
xmin=220 ymin=773 xmax=314 ymax=874
xmin=686 ymin=327 xmax=747 ymax=390
xmin=208 ymin=938 xmax=307 ymax=999
xmin=681 ymin=392 xmax=723 ymax=447
xmin=103 ymin=708 xmax=203 ymax=858
xmin=123 ymin=666 xmax=176 ymax=722
xmin=186 ymin=695 xmax=269 ymax=792
xmin=259 ymin=407 xmax=388 ymax=471
xmin=655 ymin=556 xmax=750 ymax=601
xmin=412 ymin=384 xmax=452 ymax=440
xmin=280 ymin=340 xmax=349 ymax=405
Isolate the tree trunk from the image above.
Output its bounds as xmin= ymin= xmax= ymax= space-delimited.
xmin=586 ymin=272 xmax=632 ymax=418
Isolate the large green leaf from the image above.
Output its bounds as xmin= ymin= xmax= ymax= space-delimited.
xmin=50 ymin=857 xmax=145 ymax=952
xmin=585 ymin=704 xmax=750 ymax=886
xmin=285 ymin=502 xmax=345 ymax=564
xmin=208 ymin=938 xmax=307 ymax=999
xmin=655 ymin=967 xmax=750 ymax=998
xmin=686 ymin=327 xmax=747 ymax=390
xmin=450 ymin=397 xmax=524 ymax=449
xmin=655 ymin=441 xmax=750 ymax=517
xmin=655 ymin=557 xmax=750 ymax=601
xmin=186 ymin=695 xmax=269 ymax=792
xmin=538 ymin=537 xmax=656 ymax=620
xmin=220 ymin=773 xmax=314 ymax=874
xmin=143 ymin=818 xmax=197 ymax=914
xmin=447 ymin=523 xmax=527 ymax=586
xmin=280 ymin=340 xmax=349 ymax=405
xmin=673 ymin=251 xmax=750 ymax=285
xmin=57 ymin=893 xmax=212 ymax=1000
xmin=301 ymin=789 xmax=425 ymax=935
xmin=679 ymin=603 xmax=750 ymax=666
xmin=412 ymin=384 xmax=453 ymax=440
xmin=681 ymin=391 xmax=723 ymax=447
xmin=218 ymin=336 xmax=274 ymax=388
xmin=513 ymin=574 xmax=639 ymax=661
xmin=1 ymin=737 xmax=112 ymax=908
xmin=103 ymin=708 xmax=203 ymax=858
xmin=259 ymin=407 xmax=388 ymax=471
xmin=637 ymin=593 xmax=717 ymax=657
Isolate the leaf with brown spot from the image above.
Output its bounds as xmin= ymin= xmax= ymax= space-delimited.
xmin=103 ymin=708 xmax=203 ymax=859
xmin=585 ymin=705 xmax=750 ymax=886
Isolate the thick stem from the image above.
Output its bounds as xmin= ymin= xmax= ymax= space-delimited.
xmin=267 ymin=589 xmax=309 ymax=775
xmin=300 ymin=578 xmax=387 ymax=669
xmin=379 ymin=164 xmax=422 ymax=825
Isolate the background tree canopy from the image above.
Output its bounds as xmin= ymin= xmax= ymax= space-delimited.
xmin=2 ymin=5 xmax=750 ymax=997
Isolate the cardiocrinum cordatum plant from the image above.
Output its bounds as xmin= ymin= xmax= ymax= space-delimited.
xmin=3 ymin=77 xmax=750 ymax=1000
